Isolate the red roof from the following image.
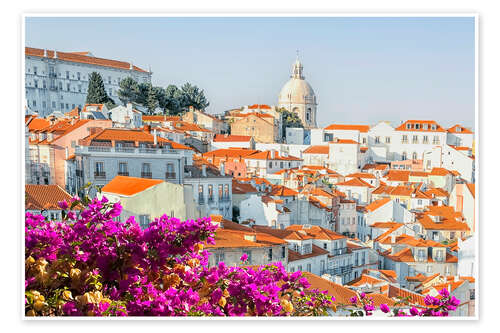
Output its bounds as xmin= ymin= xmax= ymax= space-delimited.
xmin=335 ymin=178 xmax=374 ymax=188
xmin=25 ymin=184 xmax=74 ymax=210
xmin=303 ymin=145 xmax=329 ymax=154
xmin=248 ymin=104 xmax=272 ymax=110
xmin=447 ymin=124 xmax=474 ymax=134
xmin=101 ymin=176 xmax=163 ymax=196
xmin=324 ymin=124 xmax=370 ymax=132
xmin=26 ymin=47 xmax=148 ymax=73
xmin=245 ymin=151 xmax=302 ymax=161
xmin=395 ymin=120 xmax=446 ymax=132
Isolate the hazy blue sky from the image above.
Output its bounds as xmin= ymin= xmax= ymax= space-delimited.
xmin=25 ymin=16 xmax=475 ymax=129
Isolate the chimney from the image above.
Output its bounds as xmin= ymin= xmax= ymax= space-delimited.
xmin=333 ymin=275 xmax=343 ymax=285
xmin=54 ymin=51 xmax=58 ymax=59
xmin=43 ymin=49 xmax=47 ymax=57
xmin=202 ymin=164 xmax=207 ymax=177
xmin=153 ymin=129 xmax=157 ymax=145
xmin=129 ymin=62 xmax=133 ymax=70
xmin=220 ymin=161 xmax=225 ymax=176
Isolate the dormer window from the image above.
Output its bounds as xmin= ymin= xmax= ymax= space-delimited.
xmin=406 ymin=123 xmax=412 ymax=129
xmin=456 ymin=127 xmax=462 ymax=132
xmin=423 ymin=124 xmax=429 ymax=130
xmin=431 ymin=124 xmax=437 ymax=130
xmin=415 ymin=124 xmax=420 ymax=130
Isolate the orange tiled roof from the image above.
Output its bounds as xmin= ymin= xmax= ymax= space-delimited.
xmin=346 ymin=172 xmax=376 ymax=179
xmin=233 ymin=112 xmax=274 ymax=119
xmin=466 ymin=184 xmax=475 ymax=198
xmin=101 ymin=176 xmax=163 ymax=196
xmin=248 ymin=104 xmax=272 ymax=110
xmin=206 ymin=229 xmax=282 ymax=249
xmin=25 ymin=184 xmax=75 ymax=210
xmin=288 ymin=244 xmax=330 ymax=262
xmin=417 ymin=215 xmax=470 ymax=231
xmin=286 ymin=225 xmax=346 ymax=241
xmin=424 ymin=188 xmax=449 ymax=198
xmin=171 ymin=121 xmax=212 ymax=133
xmin=203 ymin=148 xmax=259 ymax=159
xmin=142 ymin=115 xmax=181 ymax=122
xmin=329 ymin=139 xmax=359 ymax=145
xmin=387 ymin=285 xmax=427 ymax=307
xmin=395 ymin=120 xmax=446 ymax=132
xmin=27 ymin=117 xmax=51 ymax=131
xmin=232 ymin=180 xmax=259 ymax=194
xmin=335 ymin=177 xmax=374 ymax=188
xmin=269 ymin=185 xmax=299 ymax=197
xmin=324 ymin=124 xmax=370 ymax=132
xmin=25 ymin=47 xmax=148 ymax=73
xmin=303 ymin=145 xmax=329 ymax=154
xmin=430 ymin=168 xmax=453 ymax=176
xmin=385 ymin=170 xmax=410 ymax=182
xmin=447 ymin=124 xmax=474 ymax=134
xmin=365 ymin=197 xmax=391 ymax=212
xmin=348 ymin=274 xmax=387 ymax=287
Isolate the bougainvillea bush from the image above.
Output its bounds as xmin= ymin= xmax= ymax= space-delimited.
xmin=25 ymin=195 xmax=460 ymax=317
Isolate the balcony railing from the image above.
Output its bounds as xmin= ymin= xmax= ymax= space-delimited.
xmin=198 ymin=197 xmax=205 ymax=205
xmin=322 ymin=265 xmax=353 ymax=276
xmin=141 ymin=172 xmax=152 ymax=178
xmin=118 ymin=171 xmax=129 ymax=176
xmin=220 ymin=196 xmax=231 ymax=202
xmin=94 ymin=172 xmax=106 ymax=179
xmin=76 ymin=146 xmax=181 ymax=155
xmin=330 ymin=247 xmax=348 ymax=256
xmin=165 ymin=172 xmax=176 ymax=179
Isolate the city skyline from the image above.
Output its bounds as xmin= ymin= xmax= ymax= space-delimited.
xmin=25 ymin=16 xmax=475 ymax=128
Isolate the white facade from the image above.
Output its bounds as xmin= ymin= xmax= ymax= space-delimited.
xmin=109 ymin=103 xmax=143 ymax=128
xmin=25 ymin=47 xmax=151 ymax=117
xmin=239 ymin=194 xmax=290 ymax=229
xmin=337 ymin=200 xmax=358 ymax=236
xmin=457 ymin=236 xmax=475 ymax=277
xmin=328 ymin=141 xmax=360 ymax=175
xmin=367 ymin=121 xmax=395 ymax=162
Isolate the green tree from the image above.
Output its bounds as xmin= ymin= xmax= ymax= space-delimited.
xmin=178 ymin=82 xmax=210 ymax=112
xmin=277 ymin=107 xmax=304 ymax=138
xmin=117 ymin=77 xmax=138 ymax=105
xmin=163 ymin=84 xmax=181 ymax=115
xmin=135 ymin=83 xmax=151 ymax=106
xmin=86 ymin=72 xmax=111 ymax=104
xmin=146 ymin=84 xmax=159 ymax=114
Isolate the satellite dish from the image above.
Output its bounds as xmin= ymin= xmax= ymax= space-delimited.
xmin=41 ymin=210 xmax=49 ymax=217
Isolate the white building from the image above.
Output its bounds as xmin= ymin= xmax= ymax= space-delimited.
xmin=239 ymin=194 xmax=291 ymax=229
xmin=278 ymin=57 xmax=318 ymax=128
xmin=109 ymin=103 xmax=143 ymax=128
xmin=25 ymin=47 xmax=151 ymax=117
xmin=328 ymin=139 xmax=360 ymax=175
xmin=446 ymin=124 xmax=474 ymax=148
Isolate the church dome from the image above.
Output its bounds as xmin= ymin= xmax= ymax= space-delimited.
xmin=278 ymin=58 xmax=317 ymax=106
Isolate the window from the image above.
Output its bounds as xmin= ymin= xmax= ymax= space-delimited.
xmin=406 ymin=123 xmax=412 ymax=129
xmin=78 ymin=85 xmax=82 ymax=93
xmin=208 ymin=184 xmax=213 ymax=201
xmin=108 ymin=76 xmax=112 ymax=84
xmin=198 ymin=185 xmax=204 ymax=203
xmin=426 ymin=265 xmax=433 ymax=273
xmin=32 ymin=100 xmax=36 ymax=107
xmin=72 ymin=104 xmax=75 ymax=109
xmin=435 ymin=250 xmax=444 ymax=261
xmin=402 ymin=152 xmax=407 ymax=160
xmin=385 ymin=137 xmax=391 ymax=144
xmin=433 ymin=136 xmax=440 ymax=144
xmin=417 ymin=249 xmax=426 ymax=261
xmin=166 ymin=163 xmax=175 ymax=178
xmin=141 ymin=163 xmax=151 ymax=177
xmin=66 ymin=71 xmax=69 ymax=79
xmin=297 ymin=265 xmax=303 ymax=271
xmin=450 ymin=231 xmax=456 ymax=239
xmin=415 ymin=123 xmax=420 ymax=130
xmin=139 ymin=215 xmax=150 ymax=229
xmin=58 ymin=82 xmax=62 ymax=90
xmin=243 ymin=250 xmax=252 ymax=263
xmin=412 ymin=135 xmax=418 ymax=144
xmin=52 ymin=101 xmax=56 ymax=108
xmin=118 ymin=162 xmax=128 ymax=175
xmin=423 ymin=136 xmax=429 ymax=144
xmin=42 ymin=101 xmax=46 ymax=109
xmin=34 ymin=80 xmax=38 ymax=88
xmin=60 ymin=103 xmax=64 ymax=109
xmin=418 ymin=199 xmax=422 ymax=205
xmin=77 ymin=72 xmax=81 ymax=80
xmin=362 ymin=138 xmax=367 ymax=144
xmin=33 ymin=66 xmax=38 ymax=75
xmin=215 ymin=253 xmax=225 ymax=264
xmin=281 ymin=246 xmax=286 ymax=258
xmin=42 ymin=80 xmax=46 ymax=89
xmin=95 ymin=162 xmax=104 ymax=175
xmin=109 ymin=89 xmax=112 ymax=96
xmin=323 ymin=243 xmax=328 ymax=250
xmin=375 ymin=136 xmax=380 ymax=144
xmin=402 ymin=135 xmax=408 ymax=144
xmin=306 ymin=263 xmax=312 ymax=272
xmin=412 ymin=152 xmax=418 ymax=160
xmin=445 ymin=265 xmax=450 ymax=275
xmin=65 ymin=103 xmax=69 ymax=109
xmin=280 ymin=161 xmax=283 ymax=168
xmin=269 ymin=161 xmax=272 ymax=168
xmin=218 ymin=184 xmax=223 ymax=199
xmin=224 ymin=184 xmax=229 ymax=199
xmin=67 ymin=83 xmax=70 ymax=91
xmin=268 ymin=248 xmax=273 ymax=261
xmin=431 ymin=124 xmax=437 ymax=130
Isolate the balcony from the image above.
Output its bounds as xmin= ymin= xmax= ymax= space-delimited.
xmin=220 ymin=196 xmax=231 ymax=202
xmin=117 ymin=171 xmax=129 ymax=176
xmin=75 ymin=169 xmax=83 ymax=177
xmin=141 ymin=172 xmax=152 ymax=179
xmin=94 ymin=172 xmax=106 ymax=179
xmin=76 ymin=146 xmax=181 ymax=156
xmin=330 ymin=247 xmax=348 ymax=256
xmin=165 ymin=172 xmax=176 ymax=179
xmin=322 ymin=265 xmax=353 ymax=276
xmin=198 ymin=197 xmax=205 ymax=205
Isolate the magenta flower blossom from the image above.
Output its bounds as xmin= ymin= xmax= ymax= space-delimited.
xmin=410 ymin=307 xmax=420 ymax=316
xmin=349 ymin=296 xmax=357 ymax=304
xmin=58 ymin=200 xmax=69 ymax=210
xmin=240 ymin=253 xmax=248 ymax=262
xmin=380 ymin=304 xmax=390 ymax=313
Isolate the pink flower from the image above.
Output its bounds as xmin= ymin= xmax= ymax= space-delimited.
xmin=349 ymin=296 xmax=357 ymax=304
xmin=360 ymin=292 xmax=366 ymax=299
xmin=58 ymin=200 xmax=69 ymax=210
xmin=240 ymin=253 xmax=248 ymax=262
xmin=380 ymin=304 xmax=390 ymax=313
xmin=410 ymin=307 xmax=419 ymax=316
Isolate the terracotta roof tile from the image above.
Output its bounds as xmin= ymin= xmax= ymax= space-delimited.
xmin=335 ymin=178 xmax=374 ymax=188
xmin=101 ymin=176 xmax=163 ymax=196
xmin=25 ymin=184 xmax=74 ymax=210
xmin=395 ymin=120 xmax=446 ymax=132
xmin=303 ymin=145 xmax=329 ymax=154
xmin=447 ymin=124 xmax=474 ymax=134
xmin=365 ymin=197 xmax=391 ymax=212
xmin=324 ymin=124 xmax=370 ymax=132
xmin=213 ymin=134 xmax=252 ymax=142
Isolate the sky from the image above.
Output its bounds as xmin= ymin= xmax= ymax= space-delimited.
xmin=25 ymin=16 xmax=475 ymax=129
